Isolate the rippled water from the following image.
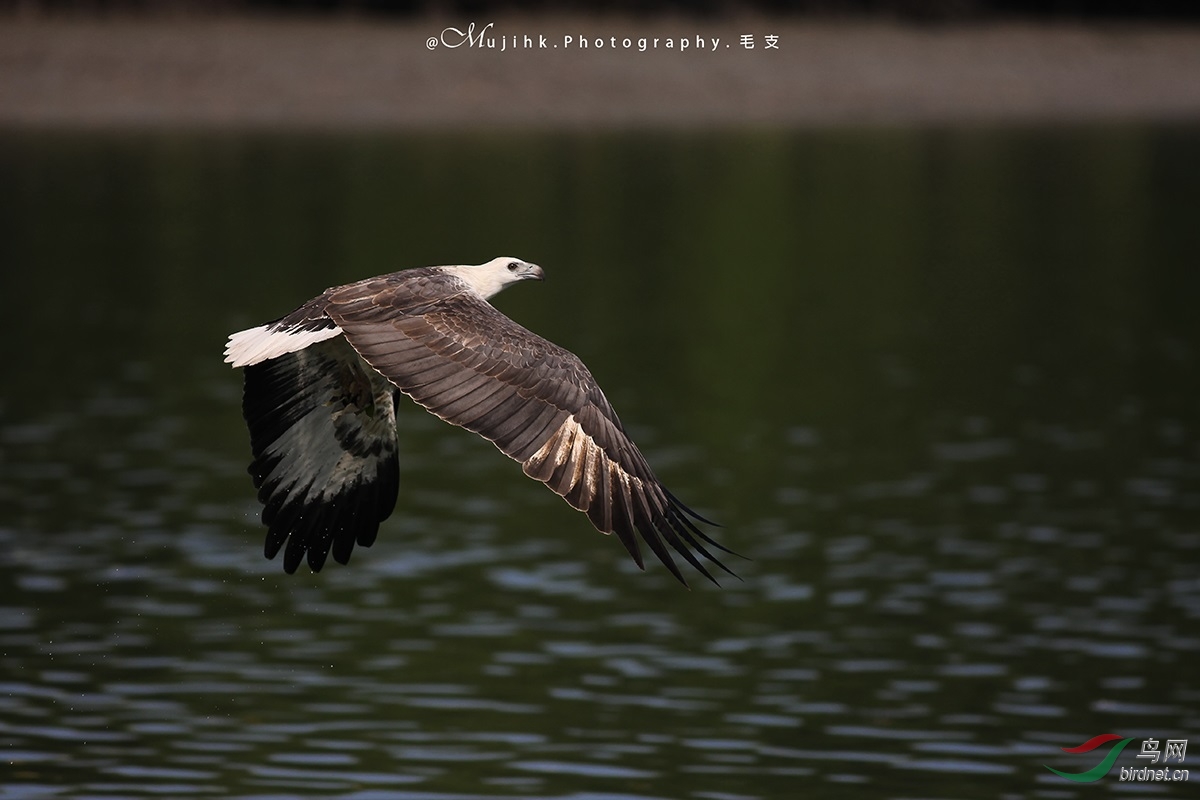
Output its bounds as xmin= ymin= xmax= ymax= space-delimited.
xmin=1 ymin=129 xmax=1198 ymax=798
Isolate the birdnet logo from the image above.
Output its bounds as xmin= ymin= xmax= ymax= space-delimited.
xmin=1044 ymin=733 xmax=1189 ymax=783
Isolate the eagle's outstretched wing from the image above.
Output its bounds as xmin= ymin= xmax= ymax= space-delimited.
xmin=241 ymin=337 xmax=399 ymax=573
xmin=326 ymin=278 xmax=733 ymax=586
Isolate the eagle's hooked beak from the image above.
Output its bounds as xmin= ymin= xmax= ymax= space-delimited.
xmin=522 ymin=262 xmax=545 ymax=281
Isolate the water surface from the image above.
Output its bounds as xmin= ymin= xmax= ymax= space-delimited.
xmin=1 ymin=128 xmax=1198 ymax=798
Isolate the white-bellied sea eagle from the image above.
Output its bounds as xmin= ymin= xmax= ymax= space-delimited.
xmin=224 ymin=257 xmax=732 ymax=586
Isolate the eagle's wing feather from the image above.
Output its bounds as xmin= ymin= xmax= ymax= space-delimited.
xmin=242 ymin=337 xmax=399 ymax=573
xmin=328 ymin=279 xmax=731 ymax=586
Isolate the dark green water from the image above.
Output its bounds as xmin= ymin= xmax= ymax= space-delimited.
xmin=0 ymin=128 xmax=1197 ymax=798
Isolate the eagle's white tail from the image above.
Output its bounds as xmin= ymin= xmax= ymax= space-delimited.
xmin=224 ymin=324 xmax=344 ymax=368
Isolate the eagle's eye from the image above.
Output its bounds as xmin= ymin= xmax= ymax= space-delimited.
xmin=507 ymin=261 xmax=521 ymax=272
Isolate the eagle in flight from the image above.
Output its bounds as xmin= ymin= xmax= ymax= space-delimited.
xmin=225 ymin=257 xmax=731 ymax=586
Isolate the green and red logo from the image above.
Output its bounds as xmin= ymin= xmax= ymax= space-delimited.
xmin=1044 ymin=733 xmax=1135 ymax=782
xmin=1046 ymin=734 xmax=1190 ymax=783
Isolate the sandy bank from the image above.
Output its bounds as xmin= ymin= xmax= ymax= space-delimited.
xmin=2 ymin=16 xmax=1199 ymax=129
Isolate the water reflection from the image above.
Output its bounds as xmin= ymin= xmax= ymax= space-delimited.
xmin=1 ymin=127 xmax=1198 ymax=798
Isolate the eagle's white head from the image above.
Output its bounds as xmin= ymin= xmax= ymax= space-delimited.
xmin=444 ymin=257 xmax=544 ymax=300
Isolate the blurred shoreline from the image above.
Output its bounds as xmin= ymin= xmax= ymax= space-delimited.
xmin=2 ymin=16 xmax=1199 ymax=129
